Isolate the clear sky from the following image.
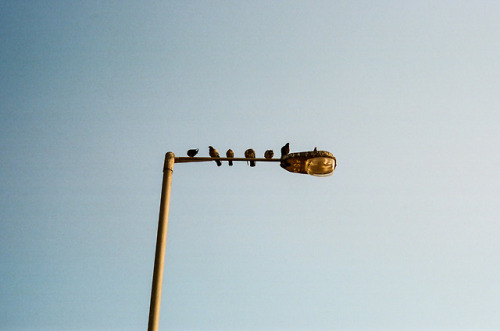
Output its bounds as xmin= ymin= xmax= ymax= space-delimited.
xmin=1 ymin=1 xmax=499 ymax=330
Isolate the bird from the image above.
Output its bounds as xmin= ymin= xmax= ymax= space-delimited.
xmin=208 ymin=146 xmax=222 ymax=166
xmin=244 ymin=148 xmax=256 ymax=167
xmin=226 ymin=149 xmax=234 ymax=166
xmin=264 ymin=150 xmax=274 ymax=159
xmin=187 ymin=148 xmax=199 ymax=157
xmin=281 ymin=143 xmax=290 ymax=158
xmin=313 ymin=147 xmax=318 ymax=152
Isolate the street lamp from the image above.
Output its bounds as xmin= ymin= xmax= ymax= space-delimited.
xmin=147 ymin=148 xmax=336 ymax=331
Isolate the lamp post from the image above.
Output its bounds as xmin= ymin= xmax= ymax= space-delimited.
xmin=147 ymin=149 xmax=336 ymax=331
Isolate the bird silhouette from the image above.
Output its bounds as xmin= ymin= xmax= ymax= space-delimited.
xmin=313 ymin=147 xmax=318 ymax=152
xmin=226 ymin=149 xmax=234 ymax=166
xmin=264 ymin=150 xmax=274 ymax=159
xmin=245 ymin=149 xmax=256 ymax=167
xmin=208 ymin=146 xmax=222 ymax=166
xmin=187 ymin=148 xmax=199 ymax=157
xmin=281 ymin=143 xmax=290 ymax=158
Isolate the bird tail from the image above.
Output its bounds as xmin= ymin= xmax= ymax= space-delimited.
xmin=228 ymin=160 xmax=233 ymax=166
xmin=250 ymin=160 xmax=255 ymax=167
xmin=216 ymin=159 xmax=222 ymax=166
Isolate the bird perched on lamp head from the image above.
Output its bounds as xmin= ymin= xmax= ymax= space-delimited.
xmin=281 ymin=143 xmax=290 ymax=158
xmin=226 ymin=149 xmax=234 ymax=166
xmin=208 ymin=146 xmax=222 ymax=166
xmin=187 ymin=148 xmax=199 ymax=157
xmin=264 ymin=150 xmax=274 ymax=159
xmin=244 ymin=148 xmax=256 ymax=167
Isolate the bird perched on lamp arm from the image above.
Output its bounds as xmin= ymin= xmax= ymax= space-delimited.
xmin=187 ymin=148 xmax=199 ymax=157
xmin=264 ymin=150 xmax=274 ymax=159
xmin=244 ymin=149 xmax=256 ymax=167
xmin=208 ymin=146 xmax=222 ymax=166
xmin=281 ymin=143 xmax=290 ymax=158
xmin=226 ymin=149 xmax=234 ymax=166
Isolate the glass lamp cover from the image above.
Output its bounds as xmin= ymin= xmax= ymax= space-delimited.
xmin=306 ymin=157 xmax=335 ymax=177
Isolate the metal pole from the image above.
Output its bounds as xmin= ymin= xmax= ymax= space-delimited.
xmin=148 ymin=152 xmax=175 ymax=331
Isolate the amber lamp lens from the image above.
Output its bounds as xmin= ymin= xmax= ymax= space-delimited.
xmin=306 ymin=157 xmax=335 ymax=177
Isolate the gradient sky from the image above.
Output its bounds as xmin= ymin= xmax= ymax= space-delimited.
xmin=1 ymin=1 xmax=500 ymax=330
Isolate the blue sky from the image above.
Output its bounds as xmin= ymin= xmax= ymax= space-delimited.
xmin=1 ymin=1 xmax=500 ymax=330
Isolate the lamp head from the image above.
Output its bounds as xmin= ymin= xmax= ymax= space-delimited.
xmin=280 ymin=150 xmax=336 ymax=177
